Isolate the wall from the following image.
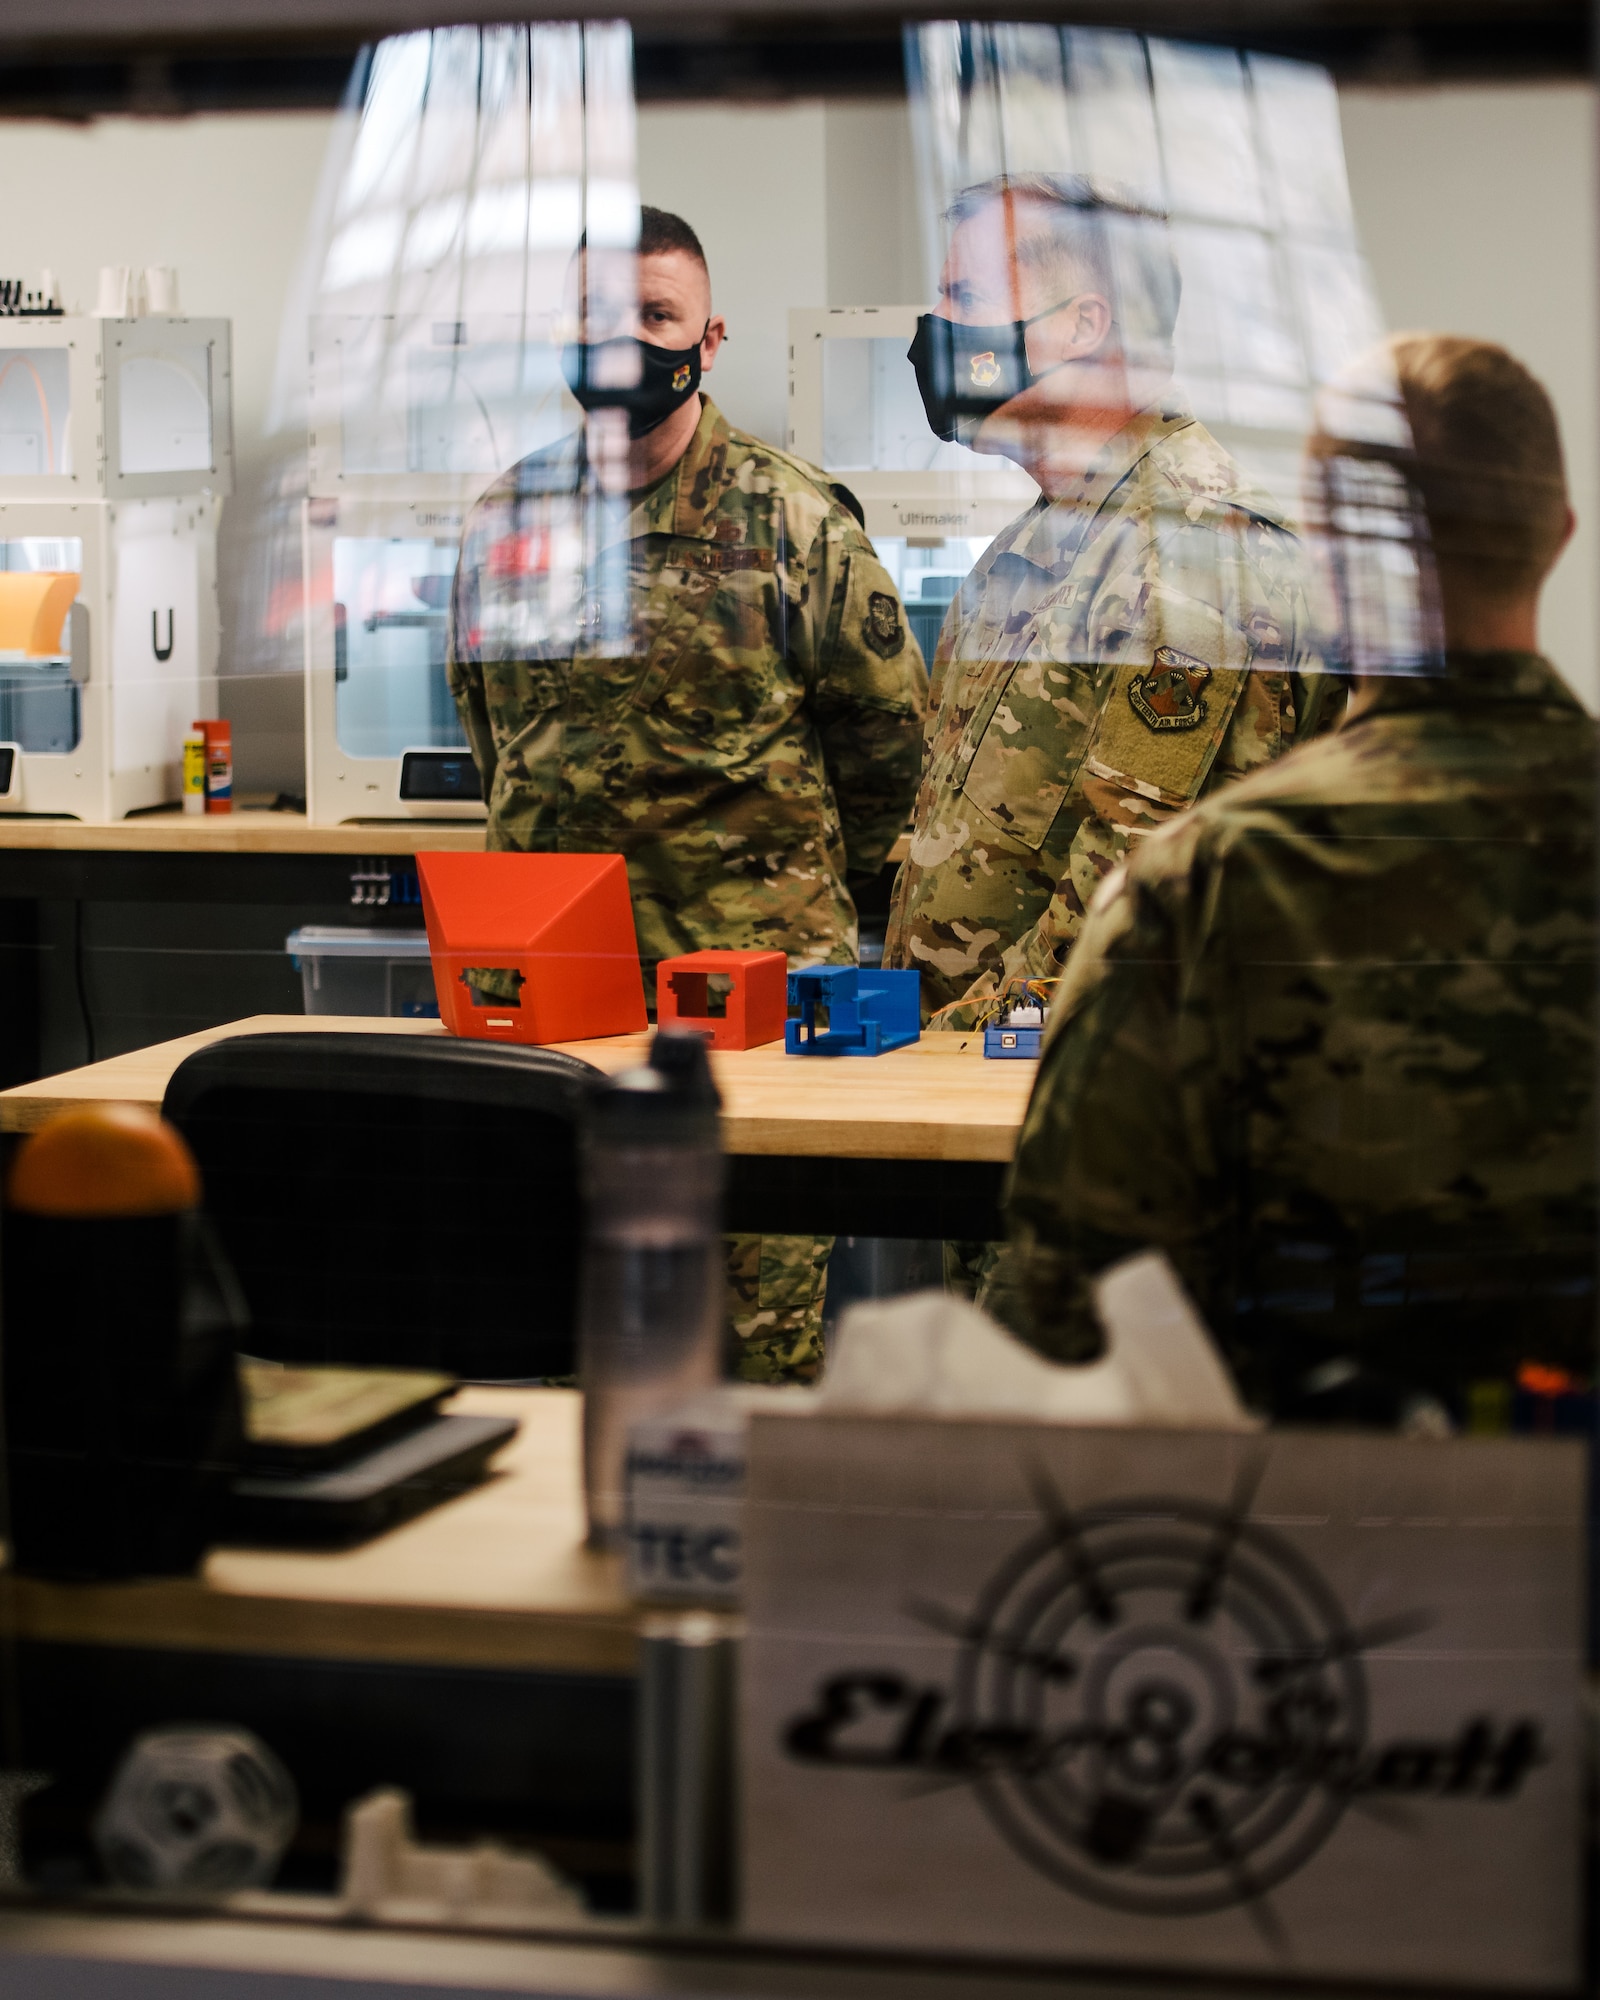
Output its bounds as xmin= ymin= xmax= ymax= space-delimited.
xmin=822 ymin=99 xmax=925 ymax=311
xmin=636 ymin=101 xmax=831 ymax=447
xmin=1338 ymin=83 xmax=1598 ymax=708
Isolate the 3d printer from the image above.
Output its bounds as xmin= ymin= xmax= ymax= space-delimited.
xmin=0 ymin=297 xmax=233 ymax=817
xmin=301 ymin=314 xmax=574 ymax=824
xmin=787 ymin=306 xmax=1038 ymax=661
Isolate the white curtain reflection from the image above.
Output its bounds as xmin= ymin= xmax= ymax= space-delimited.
xmin=300 ymin=23 xmax=635 ymax=480
xmin=243 ymin=21 xmax=640 ymax=757
xmin=905 ymin=23 xmax=1436 ymax=674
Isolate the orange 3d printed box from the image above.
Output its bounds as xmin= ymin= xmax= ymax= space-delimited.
xmin=656 ymin=949 xmax=788 ymax=1050
xmin=417 ymin=851 xmax=647 ymax=1045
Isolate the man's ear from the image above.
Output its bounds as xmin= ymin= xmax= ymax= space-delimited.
xmin=1063 ymin=292 xmax=1113 ymax=358
xmin=1027 ymin=291 xmax=1112 ymax=372
xmin=701 ymin=314 xmax=727 ymax=373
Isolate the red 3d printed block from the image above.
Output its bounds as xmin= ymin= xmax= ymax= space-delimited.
xmin=656 ymin=948 xmax=789 ymax=1051
xmin=417 ymin=851 xmax=647 ymax=1046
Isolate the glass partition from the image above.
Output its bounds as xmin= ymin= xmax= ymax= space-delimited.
xmin=0 ymin=14 xmax=1588 ymax=1994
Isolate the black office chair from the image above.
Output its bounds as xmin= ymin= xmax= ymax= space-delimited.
xmin=163 ymin=1032 xmax=599 ymax=1380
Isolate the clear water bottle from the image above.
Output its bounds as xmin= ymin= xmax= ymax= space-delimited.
xmin=578 ymin=1028 xmax=725 ymax=1549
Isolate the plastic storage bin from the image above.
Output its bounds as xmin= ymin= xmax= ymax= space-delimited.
xmin=286 ymin=928 xmax=439 ymax=1019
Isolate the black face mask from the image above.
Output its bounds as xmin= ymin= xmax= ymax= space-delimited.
xmin=908 ymin=310 xmax=1052 ymax=444
xmin=561 ymin=327 xmax=706 ymax=440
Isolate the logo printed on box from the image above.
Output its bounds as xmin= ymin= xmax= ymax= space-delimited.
xmin=627 ymin=1420 xmax=746 ymax=1603
xmin=741 ymin=1418 xmax=1584 ymax=1987
xmin=783 ymin=1475 xmax=1546 ymax=1917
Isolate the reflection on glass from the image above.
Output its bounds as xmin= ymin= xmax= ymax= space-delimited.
xmin=903 ymin=23 xmax=1416 ymax=675
xmin=317 ymin=315 xmax=574 ymax=481
xmin=273 ymin=21 xmax=644 ymax=819
xmin=253 ymin=19 xmax=640 ymax=780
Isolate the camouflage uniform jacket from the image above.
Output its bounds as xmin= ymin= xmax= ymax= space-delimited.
xmin=448 ymin=396 xmax=927 ymax=978
xmin=883 ymin=401 xmax=1338 ymax=1023
xmin=1001 ymin=651 xmax=1599 ymax=1412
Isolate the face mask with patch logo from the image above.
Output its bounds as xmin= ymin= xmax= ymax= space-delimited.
xmin=562 ymin=325 xmax=708 ymax=440
xmin=907 ymin=310 xmax=1062 ymax=445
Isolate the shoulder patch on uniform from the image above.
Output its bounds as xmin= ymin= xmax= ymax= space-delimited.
xmin=1129 ymin=646 xmax=1212 ymax=731
xmin=864 ymin=591 xmax=906 ymax=659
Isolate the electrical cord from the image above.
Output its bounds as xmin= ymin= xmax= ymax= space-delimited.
xmin=926 ymin=975 xmax=1058 ymax=1034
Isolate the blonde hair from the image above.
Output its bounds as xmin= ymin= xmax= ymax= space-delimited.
xmin=1313 ymin=333 xmax=1569 ymax=597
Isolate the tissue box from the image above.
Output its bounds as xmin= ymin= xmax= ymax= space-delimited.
xmin=739 ymin=1412 xmax=1584 ymax=1987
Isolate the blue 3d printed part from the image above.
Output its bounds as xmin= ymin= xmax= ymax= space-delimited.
xmin=984 ymin=1024 xmax=1043 ymax=1059
xmin=785 ymin=965 xmax=921 ymax=1057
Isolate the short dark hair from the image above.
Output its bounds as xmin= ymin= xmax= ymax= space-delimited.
xmin=639 ymin=205 xmax=707 ymax=268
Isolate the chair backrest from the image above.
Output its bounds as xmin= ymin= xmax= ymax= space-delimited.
xmin=163 ymin=1032 xmax=598 ymax=1380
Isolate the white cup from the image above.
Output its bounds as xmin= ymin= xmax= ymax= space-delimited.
xmin=93 ymin=265 xmax=144 ymax=318
xmin=144 ymin=266 xmax=180 ymax=315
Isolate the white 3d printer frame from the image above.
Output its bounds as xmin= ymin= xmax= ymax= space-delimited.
xmin=0 ymin=315 xmax=232 ymax=818
xmin=787 ymin=306 xmax=1036 ymax=543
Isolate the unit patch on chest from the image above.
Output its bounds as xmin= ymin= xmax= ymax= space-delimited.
xmin=864 ymin=591 xmax=906 ymax=659
xmin=1128 ymin=646 xmax=1213 ymax=731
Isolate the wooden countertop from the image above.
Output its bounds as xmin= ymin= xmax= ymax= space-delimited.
xmin=0 ymin=1014 xmax=1031 ymax=1160
xmin=0 ymin=1387 xmax=637 ymax=1674
xmin=0 ymin=815 xmax=910 ymax=864
xmin=0 ymin=809 xmax=487 ymax=856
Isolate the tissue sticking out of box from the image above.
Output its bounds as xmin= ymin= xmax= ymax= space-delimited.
xmin=819 ymin=1250 xmax=1253 ymax=1429
xmin=1090 ymin=1251 xmax=1253 ymax=1425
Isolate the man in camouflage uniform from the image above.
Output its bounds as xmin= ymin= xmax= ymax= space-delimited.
xmin=884 ymin=175 xmax=1339 ymax=1025
xmin=1004 ymin=335 xmax=1596 ymax=1419
xmin=449 ymin=207 xmax=927 ymax=1381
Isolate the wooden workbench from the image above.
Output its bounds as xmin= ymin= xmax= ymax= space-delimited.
xmin=0 ymin=812 xmax=909 ymax=863
xmin=0 ymin=811 xmax=491 ymax=1086
xmin=0 ymin=808 xmax=488 ymax=855
xmin=0 ymin=1013 xmax=1032 ymax=1161
xmin=0 ymin=817 xmax=910 ymax=1088
xmin=0 ymin=1386 xmax=632 ymax=1675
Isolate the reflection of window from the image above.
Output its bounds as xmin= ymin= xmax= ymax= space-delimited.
xmin=1318 ymin=457 xmax=1436 ymax=674
xmin=119 ymin=348 xmax=213 ymax=475
xmin=907 ymin=28 xmax=1383 ymax=447
xmin=0 ymin=349 xmax=70 ymax=476
xmin=332 ymin=535 xmax=466 ymax=758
